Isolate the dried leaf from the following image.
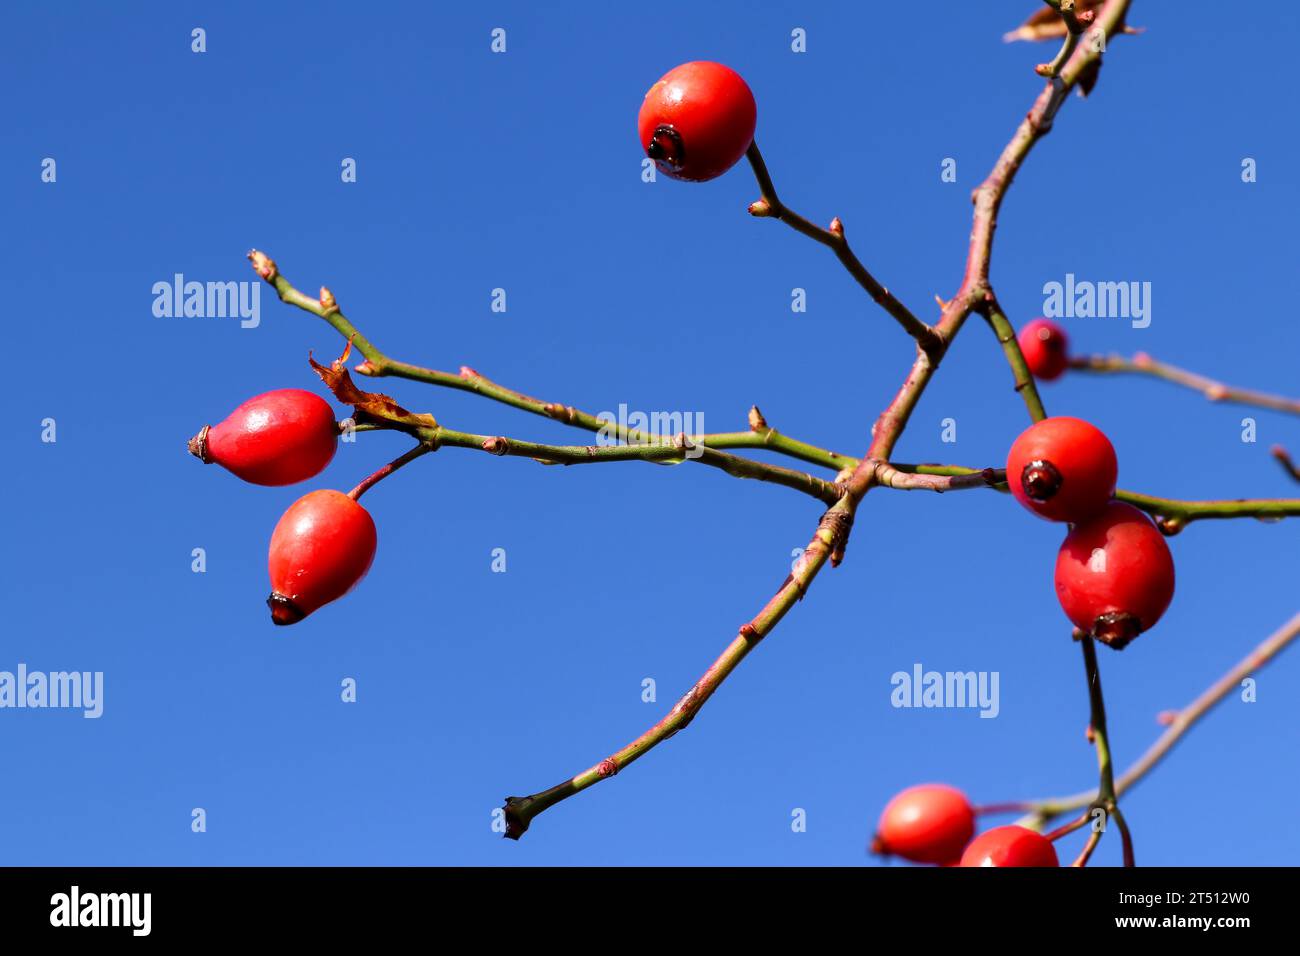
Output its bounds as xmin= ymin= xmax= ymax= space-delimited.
xmin=1005 ymin=6 xmax=1075 ymax=43
xmin=309 ymin=340 xmax=438 ymax=430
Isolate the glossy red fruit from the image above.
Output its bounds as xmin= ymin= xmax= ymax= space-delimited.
xmin=1006 ymin=416 xmax=1117 ymax=523
xmin=1018 ymin=318 xmax=1070 ymax=381
xmin=638 ymin=61 xmax=757 ymax=182
xmin=873 ymin=784 xmax=975 ymax=865
xmin=267 ymin=490 xmax=377 ymax=625
xmin=959 ymin=826 xmax=1060 ymax=867
xmin=190 ymin=389 xmax=337 ymax=486
xmin=1055 ymin=501 xmax=1175 ymax=648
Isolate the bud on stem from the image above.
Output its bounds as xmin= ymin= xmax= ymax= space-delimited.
xmin=247 ymin=249 xmax=277 ymax=281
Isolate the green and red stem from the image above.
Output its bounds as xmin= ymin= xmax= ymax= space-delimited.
xmin=246 ymin=1 xmax=1297 ymax=845
xmin=1079 ymin=635 xmax=1134 ymax=866
xmin=1069 ymin=352 xmax=1300 ymax=416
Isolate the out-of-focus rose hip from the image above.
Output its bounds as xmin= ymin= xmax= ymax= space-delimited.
xmin=873 ymin=784 xmax=976 ymax=865
xmin=1018 ymin=319 xmax=1070 ymax=381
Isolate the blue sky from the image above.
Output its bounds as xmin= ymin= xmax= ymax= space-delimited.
xmin=2 ymin=1 xmax=1297 ymax=866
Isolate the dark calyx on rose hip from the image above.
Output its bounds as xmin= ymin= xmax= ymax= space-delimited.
xmin=1092 ymin=610 xmax=1143 ymax=650
xmin=645 ymin=125 xmax=684 ymax=170
xmin=1021 ymin=458 xmax=1063 ymax=501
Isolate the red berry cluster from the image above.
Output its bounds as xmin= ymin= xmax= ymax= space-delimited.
xmin=1006 ymin=415 xmax=1175 ymax=649
xmin=190 ymin=389 xmax=376 ymax=625
xmin=872 ymin=345 xmax=1179 ymax=864
xmin=872 ymin=785 xmax=1058 ymax=867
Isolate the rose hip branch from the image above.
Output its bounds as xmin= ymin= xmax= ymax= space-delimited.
xmin=191 ymin=0 xmax=1299 ymax=862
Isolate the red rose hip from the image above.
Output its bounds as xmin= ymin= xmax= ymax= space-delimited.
xmin=1055 ymin=501 xmax=1175 ymax=648
xmin=1006 ymin=416 xmax=1117 ymax=523
xmin=267 ymin=489 xmax=377 ymax=625
xmin=190 ymin=388 xmax=338 ymax=486
xmin=959 ymin=826 xmax=1059 ymax=867
xmin=638 ymin=61 xmax=757 ymax=182
xmin=873 ymin=784 xmax=975 ymax=865
xmin=1018 ymin=318 xmax=1070 ymax=381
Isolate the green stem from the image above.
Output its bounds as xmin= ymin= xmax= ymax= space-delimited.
xmin=705 ymin=425 xmax=858 ymax=472
xmin=423 ymin=426 xmax=844 ymax=506
xmin=250 ymin=253 xmax=855 ymax=476
xmin=249 ymin=251 xmax=385 ymax=365
xmin=1080 ymin=635 xmax=1134 ymax=866
xmin=1113 ymin=490 xmax=1300 ymax=527
xmin=980 ymin=300 xmax=1047 ymax=422
xmin=1035 ymin=1 xmax=1087 ymax=78
xmin=885 ymin=463 xmax=1300 ymax=527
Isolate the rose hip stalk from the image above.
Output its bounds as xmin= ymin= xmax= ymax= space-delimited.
xmin=190 ymin=388 xmax=338 ymax=486
xmin=267 ymin=489 xmax=377 ymax=626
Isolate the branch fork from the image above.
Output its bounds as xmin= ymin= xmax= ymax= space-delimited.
xmin=241 ymin=1 xmax=1300 ymax=850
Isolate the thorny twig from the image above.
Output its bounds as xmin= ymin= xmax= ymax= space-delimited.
xmin=245 ymin=1 xmax=1297 ymax=850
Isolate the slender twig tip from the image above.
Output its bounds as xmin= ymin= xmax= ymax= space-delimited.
xmin=1270 ymin=445 xmax=1300 ymax=481
xmin=247 ymin=249 xmax=277 ymax=281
